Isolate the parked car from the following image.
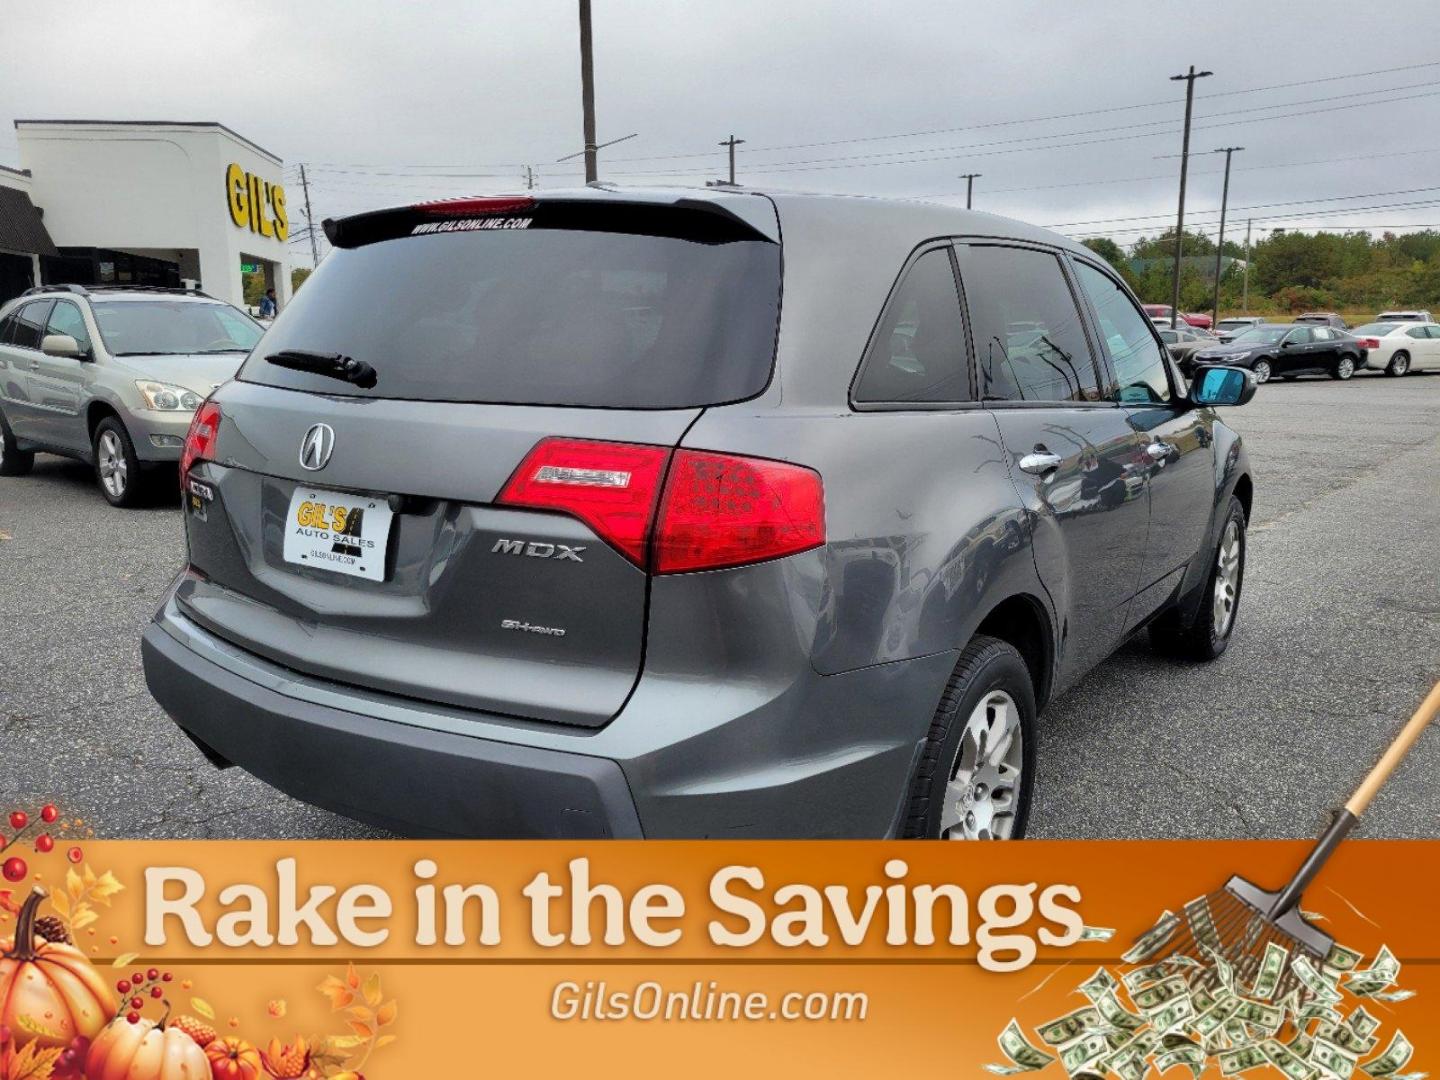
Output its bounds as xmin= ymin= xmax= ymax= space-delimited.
xmin=1295 ymin=312 xmax=1348 ymax=330
xmin=141 ymin=189 xmax=1256 ymax=841
xmin=1142 ymin=304 xmax=1210 ymax=330
xmin=1376 ymin=310 xmax=1433 ymax=323
xmin=1158 ymin=325 xmax=1212 ymax=372
xmin=1190 ymin=322 xmax=1365 ymax=383
xmin=0 ymin=285 xmax=264 ymax=505
xmin=1350 ymin=320 xmax=1440 ymax=376
xmin=1182 ymin=312 xmax=1212 ymax=330
xmin=1215 ymin=316 xmax=1266 ymax=342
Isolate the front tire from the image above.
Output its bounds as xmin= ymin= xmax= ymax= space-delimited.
xmin=1251 ymin=359 xmax=1272 ymax=384
xmin=902 ymin=635 xmax=1036 ymax=840
xmin=0 ymin=408 xmax=35 ymax=477
xmin=1150 ymin=496 xmax=1247 ymax=661
xmin=1331 ymin=355 xmax=1356 ymax=380
xmin=1386 ymin=351 xmax=1411 ymax=377
xmin=92 ymin=417 xmax=149 ymax=507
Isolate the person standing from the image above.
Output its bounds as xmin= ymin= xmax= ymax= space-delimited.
xmin=258 ymin=287 xmax=277 ymax=318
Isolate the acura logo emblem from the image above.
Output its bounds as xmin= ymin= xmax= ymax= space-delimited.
xmin=299 ymin=423 xmax=335 ymax=471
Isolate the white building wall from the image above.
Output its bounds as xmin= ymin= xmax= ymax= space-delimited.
xmin=14 ymin=121 xmax=291 ymax=309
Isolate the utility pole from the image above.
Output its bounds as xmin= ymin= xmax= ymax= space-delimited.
xmin=1242 ymin=218 xmax=1252 ymax=313
xmin=719 ymin=134 xmax=745 ymax=186
xmin=298 ymin=163 xmax=320 ymax=269
xmin=524 ymin=165 xmax=535 ymax=190
xmin=1168 ymin=65 xmax=1213 ymax=329
xmin=959 ymin=173 xmax=981 ymax=209
xmin=1210 ymin=146 xmax=1243 ymax=327
xmin=578 ymin=0 xmax=598 ymax=183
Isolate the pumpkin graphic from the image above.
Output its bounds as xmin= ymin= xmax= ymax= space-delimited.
xmin=86 ymin=1013 xmax=210 ymax=1080
xmin=0 ymin=887 xmax=115 ymax=1049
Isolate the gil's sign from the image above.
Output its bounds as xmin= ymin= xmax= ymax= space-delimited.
xmin=225 ymin=163 xmax=288 ymax=242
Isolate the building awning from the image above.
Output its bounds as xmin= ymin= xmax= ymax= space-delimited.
xmin=0 ymin=185 xmax=59 ymax=257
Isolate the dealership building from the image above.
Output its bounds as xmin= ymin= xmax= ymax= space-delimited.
xmin=0 ymin=120 xmax=293 ymax=310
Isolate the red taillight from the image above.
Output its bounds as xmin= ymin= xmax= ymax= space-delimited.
xmin=411 ymin=195 xmax=535 ymax=216
xmin=1356 ymin=337 xmax=1380 ymax=349
xmin=653 ymin=450 xmax=825 ymax=574
xmin=497 ymin=438 xmax=670 ymax=566
xmin=180 ymin=400 xmax=222 ymax=487
xmin=497 ymin=438 xmax=826 ymax=574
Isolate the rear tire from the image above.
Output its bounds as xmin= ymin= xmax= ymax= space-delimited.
xmin=0 ymin=409 xmax=35 ymax=477
xmin=902 ymin=635 xmax=1036 ymax=840
xmin=1150 ymin=496 xmax=1247 ymax=662
xmin=92 ymin=417 xmax=150 ymax=508
xmin=1386 ymin=351 xmax=1411 ymax=376
xmin=1331 ymin=356 xmax=1356 ymax=380
xmin=1251 ymin=359 xmax=1272 ymax=384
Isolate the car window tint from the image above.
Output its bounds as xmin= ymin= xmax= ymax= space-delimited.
xmin=1159 ymin=330 xmax=1177 ymax=343
xmin=1406 ymin=326 xmax=1428 ymax=339
xmin=45 ymin=301 xmax=92 ymax=352
xmin=854 ymin=248 xmax=971 ymax=403
xmin=1427 ymin=326 xmax=1440 ymax=339
xmin=1070 ymin=260 xmax=1171 ymax=404
xmin=9 ymin=300 xmax=53 ymax=350
xmin=959 ymin=245 xmax=1099 ymax=403
xmin=1286 ymin=327 xmax=1313 ymax=344
xmin=0 ymin=314 xmax=16 ymax=345
xmin=1313 ymin=327 xmax=1333 ymax=341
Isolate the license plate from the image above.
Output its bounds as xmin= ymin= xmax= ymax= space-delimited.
xmin=282 ymin=486 xmax=393 ymax=581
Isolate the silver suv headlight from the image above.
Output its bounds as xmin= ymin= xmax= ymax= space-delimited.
xmin=135 ymin=380 xmax=204 ymax=412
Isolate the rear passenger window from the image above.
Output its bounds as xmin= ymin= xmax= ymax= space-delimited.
xmin=854 ymin=248 xmax=970 ymax=403
xmin=1071 ymin=261 xmax=1172 ymax=405
xmin=957 ymin=244 xmax=1100 ymax=403
xmin=9 ymin=301 xmax=53 ymax=351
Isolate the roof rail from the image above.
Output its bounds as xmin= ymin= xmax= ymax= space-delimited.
xmin=86 ymin=284 xmax=214 ymax=299
xmin=21 ymin=283 xmax=89 ymax=297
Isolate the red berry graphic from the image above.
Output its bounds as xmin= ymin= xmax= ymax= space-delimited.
xmin=66 ymin=846 xmax=83 ymax=864
xmin=35 ymin=834 xmax=54 ymax=853
xmin=132 ymin=972 xmax=144 ymax=985
xmin=2 ymin=856 xmax=26 ymax=882
xmin=41 ymin=805 xmax=58 ymax=823
xmin=126 ymin=1012 xmax=140 ymax=1024
xmin=147 ymin=967 xmax=160 ymax=981
xmin=8 ymin=811 xmax=26 ymax=831
xmin=151 ymin=986 xmax=163 ymax=999
xmin=130 ymin=996 xmax=143 ymax=1010
xmin=116 ymin=980 xmax=131 ymax=994
xmin=161 ymin=972 xmax=173 ymax=982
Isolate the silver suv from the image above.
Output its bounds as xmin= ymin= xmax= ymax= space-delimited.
xmin=0 ymin=285 xmax=264 ymax=506
xmin=142 ymin=189 xmax=1256 ymax=839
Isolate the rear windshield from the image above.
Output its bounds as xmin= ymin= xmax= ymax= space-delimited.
xmin=238 ymin=222 xmax=781 ymax=408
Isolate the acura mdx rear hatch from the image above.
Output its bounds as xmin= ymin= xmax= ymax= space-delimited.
xmin=176 ymin=193 xmax=782 ymax=727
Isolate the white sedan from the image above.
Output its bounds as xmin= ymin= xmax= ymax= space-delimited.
xmin=1351 ymin=321 xmax=1440 ymax=376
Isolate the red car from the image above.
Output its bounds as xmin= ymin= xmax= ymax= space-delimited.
xmin=1143 ymin=304 xmax=1211 ymax=330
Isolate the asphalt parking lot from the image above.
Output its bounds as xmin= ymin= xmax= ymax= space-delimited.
xmin=2 ymin=371 xmax=1437 ymax=840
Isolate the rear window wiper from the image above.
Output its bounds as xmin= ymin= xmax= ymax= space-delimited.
xmin=265 ymin=349 xmax=377 ymax=389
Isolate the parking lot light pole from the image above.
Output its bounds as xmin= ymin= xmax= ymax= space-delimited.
xmin=578 ymin=0 xmax=598 ymax=183
xmin=1169 ymin=66 xmax=1213 ymax=329
xmin=1211 ymin=146 xmax=1243 ymax=327
xmin=959 ymin=172 xmax=981 ymax=209
xmin=1242 ymin=218 xmax=1252 ymax=313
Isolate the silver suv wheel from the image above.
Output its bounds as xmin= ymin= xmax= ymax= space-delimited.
xmin=97 ymin=429 xmax=128 ymax=499
xmin=941 ymin=690 xmax=1024 ymax=840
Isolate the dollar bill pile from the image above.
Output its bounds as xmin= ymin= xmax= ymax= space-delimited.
xmin=986 ymin=910 xmax=1421 ymax=1080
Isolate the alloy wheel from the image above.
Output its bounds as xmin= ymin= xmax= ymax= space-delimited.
xmin=1336 ymin=357 xmax=1355 ymax=380
xmin=98 ymin=430 xmax=128 ymax=498
xmin=1212 ymin=518 xmax=1242 ymax=639
xmin=1252 ymin=360 xmax=1271 ymax=383
xmin=1390 ymin=353 xmax=1410 ymax=376
xmin=940 ymin=690 xmax=1024 ymax=840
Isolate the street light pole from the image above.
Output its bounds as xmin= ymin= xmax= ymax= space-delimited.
xmin=578 ymin=0 xmax=598 ymax=183
xmin=959 ymin=172 xmax=981 ymax=209
xmin=1168 ymin=65 xmax=1213 ymax=329
xmin=1210 ymin=146 xmax=1243 ymax=327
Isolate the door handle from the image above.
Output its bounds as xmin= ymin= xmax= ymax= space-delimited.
xmin=29 ymin=360 xmax=41 ymax=371
xmin=1145 ymin=441 xmax=1174 ymax=463
xmin=1018 ymin=450 xmax=1063 ymax=475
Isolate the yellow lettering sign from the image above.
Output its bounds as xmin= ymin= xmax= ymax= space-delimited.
xmin=226 ymin=163 xmax=288 ymax=243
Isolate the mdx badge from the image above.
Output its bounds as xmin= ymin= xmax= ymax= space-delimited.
xmin=492 ymin=539 xmax=585 ymax=562
xmin=299 ymin=423 xmax=335 ymax=471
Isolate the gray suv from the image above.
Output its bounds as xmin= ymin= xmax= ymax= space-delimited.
xmin=141 ymin=189 xmax=1255 ymax=839
xmin=0 ymin=285 xmax=264 ymax=505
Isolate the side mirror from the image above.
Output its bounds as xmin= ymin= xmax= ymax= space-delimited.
xmin=41 ymin=333 xmax=84 ymax=359
xmin=1190 ymin=365 xmax=1256 ymax=407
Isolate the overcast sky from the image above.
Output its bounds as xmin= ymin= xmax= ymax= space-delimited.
xmin=4 ymin=0 xmax=1439 ymax=265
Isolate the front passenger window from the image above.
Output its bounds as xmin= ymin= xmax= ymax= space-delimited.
xmin=1071 ymin=261 xmax=1171 ymax=404
xmin=46 ymin=301 xmax=92 ymax=353
xmin=854 ymin=248 xmax=971 ymax=403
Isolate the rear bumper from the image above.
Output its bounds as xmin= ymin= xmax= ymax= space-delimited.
xmin=142 ymin=616 xmax=644 ymax=838
xmin=142 ymin=588 xmax=952 ymax=839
